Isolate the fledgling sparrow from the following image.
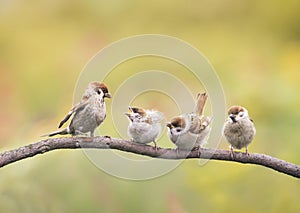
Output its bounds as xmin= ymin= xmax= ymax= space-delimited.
xmin=125 ymin=106 xmax=164 ymax=149
xmin=43 ymin=82 xmax=112 ymax=137
xmin=222 ymin=105 xmax=256 ymax=156
xmin=167 ymin=92 xmax=212 ymax=151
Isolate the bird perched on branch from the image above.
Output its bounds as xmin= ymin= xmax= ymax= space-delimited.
xmin=125 ymin=106 xmax=164 ymax=149
xmin=43 ymin=82 xmax=111 ymax=137
xmin=167 ymin=92 xmax=212 ymax=151
xmin=223 ymin=105 xmax=256 ymax=157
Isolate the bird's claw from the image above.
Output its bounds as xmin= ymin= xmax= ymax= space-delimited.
xmin=153 ymin=141 xmax=158 ymax=151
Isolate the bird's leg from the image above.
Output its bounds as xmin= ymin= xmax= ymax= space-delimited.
xmin=245 ymin=146 xmax=250 ymax=156
xmin=230 ymin=145 xmax=234 ymax=159
xmin=198 ymin=146 xmax=201 ymax=157
xmin=153 ymin=140 xmax=158 ymax=151
xmin=175 ymin=147 xmax=179 ymax=156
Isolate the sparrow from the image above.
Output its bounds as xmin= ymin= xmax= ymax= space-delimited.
xmin=125 ymin=106 xmax=164 ymax=149
xmin=167 ymin=92 xmax=212 ymax=151
xmin=43 ymin=82 xmax=112 ymax=137
xmin=222 ymin=105 xmax=256 ymax=157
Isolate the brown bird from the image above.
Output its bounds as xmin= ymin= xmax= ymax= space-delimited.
xmin=43 ymin=82 xmax=111 ymax=137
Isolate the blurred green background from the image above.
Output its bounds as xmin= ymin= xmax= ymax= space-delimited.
xmin=1 ymin=0 xmax=300 ymax=212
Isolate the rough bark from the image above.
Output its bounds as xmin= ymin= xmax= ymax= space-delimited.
xmin=0 ymin=136 xmax=299 ymax=178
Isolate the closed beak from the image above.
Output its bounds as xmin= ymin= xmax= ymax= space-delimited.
xmin=105 ymin=93 xmax=112 ymax=98
xmin=166 ymin=122 xmax=173 ymax=128
xmin=229 ymin=114 xmax=236 ymax=122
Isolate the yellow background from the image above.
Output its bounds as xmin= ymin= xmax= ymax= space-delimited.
xmin=0 ymin=1 xmax=300 ymax=212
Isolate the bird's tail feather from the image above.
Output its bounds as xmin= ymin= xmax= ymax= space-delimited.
xmin=41 ymin=128 xmax=69 ymax=137
xmin=194 ymin=92 xmax=208 ymax=116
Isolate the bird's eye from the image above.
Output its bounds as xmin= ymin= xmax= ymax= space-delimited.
xmin=96 ymin=89 xmax=101 ymax=95
xmin=176 ymin=129 xmax=181 ymax=133
xmin=134 ymin=114 xmax=141 ymax=120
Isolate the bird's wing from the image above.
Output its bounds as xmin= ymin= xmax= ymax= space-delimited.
xmin=189 ymin=116 xmax=211 ymax=134
xmin=194 ymin=92 xmax=208 ymax=116
xmin=58 ymin=99 xmax=89 ymax=128
xmin=148 ymin=111 xmax=164 ymax=123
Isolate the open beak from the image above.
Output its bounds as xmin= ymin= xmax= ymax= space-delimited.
xmin=125 ymin=106 xmax=133 ymax=117
xmin=124 ymin=112 xmax=133 ymax=122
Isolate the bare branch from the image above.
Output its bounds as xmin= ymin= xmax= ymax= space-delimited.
xmin=0 ymin=136 xmax=299 ymax=179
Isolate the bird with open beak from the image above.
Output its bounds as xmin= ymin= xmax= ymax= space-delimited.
xmin=125 ymin=106 xmax=164 ymax=149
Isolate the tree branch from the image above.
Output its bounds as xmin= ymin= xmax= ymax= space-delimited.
xmin=0 ymin=136 xmax=299 ymax=179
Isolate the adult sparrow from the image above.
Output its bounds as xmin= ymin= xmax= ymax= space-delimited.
xmin=44 ymin=82 xmax=111 ymax=137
